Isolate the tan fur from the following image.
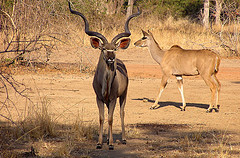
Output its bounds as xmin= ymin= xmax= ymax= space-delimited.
xmin=134 ymin=30 xmax=221 ymax=112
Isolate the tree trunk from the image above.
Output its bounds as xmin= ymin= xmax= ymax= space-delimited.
xmin=203 ymin=0 xmax=209 ymax=29
xmin=215 ymin=0 xmax=222 ymax=26
xmin=126 ymin=0 xmax=134 ymax=19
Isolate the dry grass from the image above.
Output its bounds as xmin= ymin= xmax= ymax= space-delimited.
xmin=130 ymin=16 xmax=240 ymax=57
xmin=65 ymin=15 xmax=240 ymax=58
xmin=2 ymin=114 xmax=239 ymax=157
xmin=126 ymin=123 xmax=240 ymax=158
xmin=0 ymin=93 xmax=98 ymax=157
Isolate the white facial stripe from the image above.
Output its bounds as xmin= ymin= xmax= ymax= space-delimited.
xmin=106 ymin=50 xmax=114 ymax=52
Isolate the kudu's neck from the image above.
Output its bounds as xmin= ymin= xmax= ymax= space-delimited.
xmin=97 ymin=53 xmax=116 ymax=73
xmin=148 ymin=36 xmax=165 ymax=64
xmin=96 ymin=53 xmax=116 ymax=102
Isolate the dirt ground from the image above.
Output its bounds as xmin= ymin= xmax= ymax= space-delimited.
xmin=1 ymin=47 xmax=240 ymax=157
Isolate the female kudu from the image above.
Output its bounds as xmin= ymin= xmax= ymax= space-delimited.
xmin=134 ymin=30 xmax=221 ymax=113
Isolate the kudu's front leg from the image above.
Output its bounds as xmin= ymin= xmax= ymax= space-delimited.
xmin=120 ymin=92 xmax=127 ymax=144
xmin=151 ymin=75 xmax=169 ymax=109
xmin=96 ymin=98 xmax=104 ymax=149
xmin=107 ymin=99 xmax=117 ymax=150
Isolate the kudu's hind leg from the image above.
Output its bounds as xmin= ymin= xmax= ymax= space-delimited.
xmin=212 ymin=74 xmax=221 ymax=110
xmin=176 ymin=76 xmax=186 ymax=111
xmin=107 ymin=99 xmax=117 ymax=150
xmin=150 ymin=75 xmax=169 ymax=109
xmin=96 ymin=98 xmax=104 ymax=149
xmin=202 ymin=75 xmax=218 ymax=113
xmin=119 ymin=91 xmax=127 ymax=144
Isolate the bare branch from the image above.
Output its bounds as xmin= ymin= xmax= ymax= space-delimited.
xmin=0 ymin=9 xmax=17 ymax=29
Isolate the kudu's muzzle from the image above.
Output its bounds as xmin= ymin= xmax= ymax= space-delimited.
xmin=107 ymin=57 xmax=115 ymax=64
xmin=102 ymin=50 xmax=116 ymax=70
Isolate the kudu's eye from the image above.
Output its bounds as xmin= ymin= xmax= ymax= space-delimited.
xmin=102 ymin=48 xmax=108 ymax=52
xmin=142 ymin=37 xmax=147 ymax=40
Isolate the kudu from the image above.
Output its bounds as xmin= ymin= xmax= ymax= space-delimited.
xmin=69 ymin=2 xmax=140 ymax=150
xmin=134 ymin=30 xmax=221 ymax=113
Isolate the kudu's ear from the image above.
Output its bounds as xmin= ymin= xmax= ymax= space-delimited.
xmin=116 ymin=38 xmax=131 ymax=50
xmin=90 ymin=37 xmax=103 ymax=49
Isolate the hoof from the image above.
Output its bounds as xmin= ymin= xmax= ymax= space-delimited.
xmin=206 ymin=109 xmax=213 ymax=113
xmin=215 ymin=108 xmax=219 ymax=112
xmin=122 ymin=140 xmax=127 ymax=144
xmin=96 ymin=143 xmax=102 ymax=149
xmin=107 ymin=139 xmax=109 ymax=145
xmin=109 ymin=145 xmax=114 ymax=150
xmin=143 ymin=98 xmax=148 ymax=102
xmin=217 ymin=105 xmax=220 ymax=109
xmin=181 ymin=108 xmax=185 ymax=111
xmin=150 ymin=106 xmax=158 ymax=110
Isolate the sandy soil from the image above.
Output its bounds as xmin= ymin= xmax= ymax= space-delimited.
xmin=1 ymin=47 xmax=240 ymax=157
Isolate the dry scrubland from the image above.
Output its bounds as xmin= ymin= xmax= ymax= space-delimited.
xmin=1 ymin=6 xmax=240 ymax=158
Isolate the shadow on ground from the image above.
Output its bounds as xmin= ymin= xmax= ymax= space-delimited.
xmin=232 ymin=81 xmax=240 ymax=84
xmin=1 ymin=119 xmax=239 ymax=157
xmin=126 ymin=123 xmax=240 ymax=157
xmin=0 ymin=120 xmax=140 ymax=158
xmin=132 ymin=97 xmax=210 ymax=110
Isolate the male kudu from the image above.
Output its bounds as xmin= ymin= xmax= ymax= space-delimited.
xmin=134 ymin=30 xmax=221 ymax=113
xmin=69 ymin=2 xmax=140 ymax=150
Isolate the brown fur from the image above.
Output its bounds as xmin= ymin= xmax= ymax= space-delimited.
xmin=69 ymin=2 xmax=141 ymax=150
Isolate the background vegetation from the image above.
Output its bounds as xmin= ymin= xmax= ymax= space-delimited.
xmin=1 ymin=0 xmax=240 ymax=62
